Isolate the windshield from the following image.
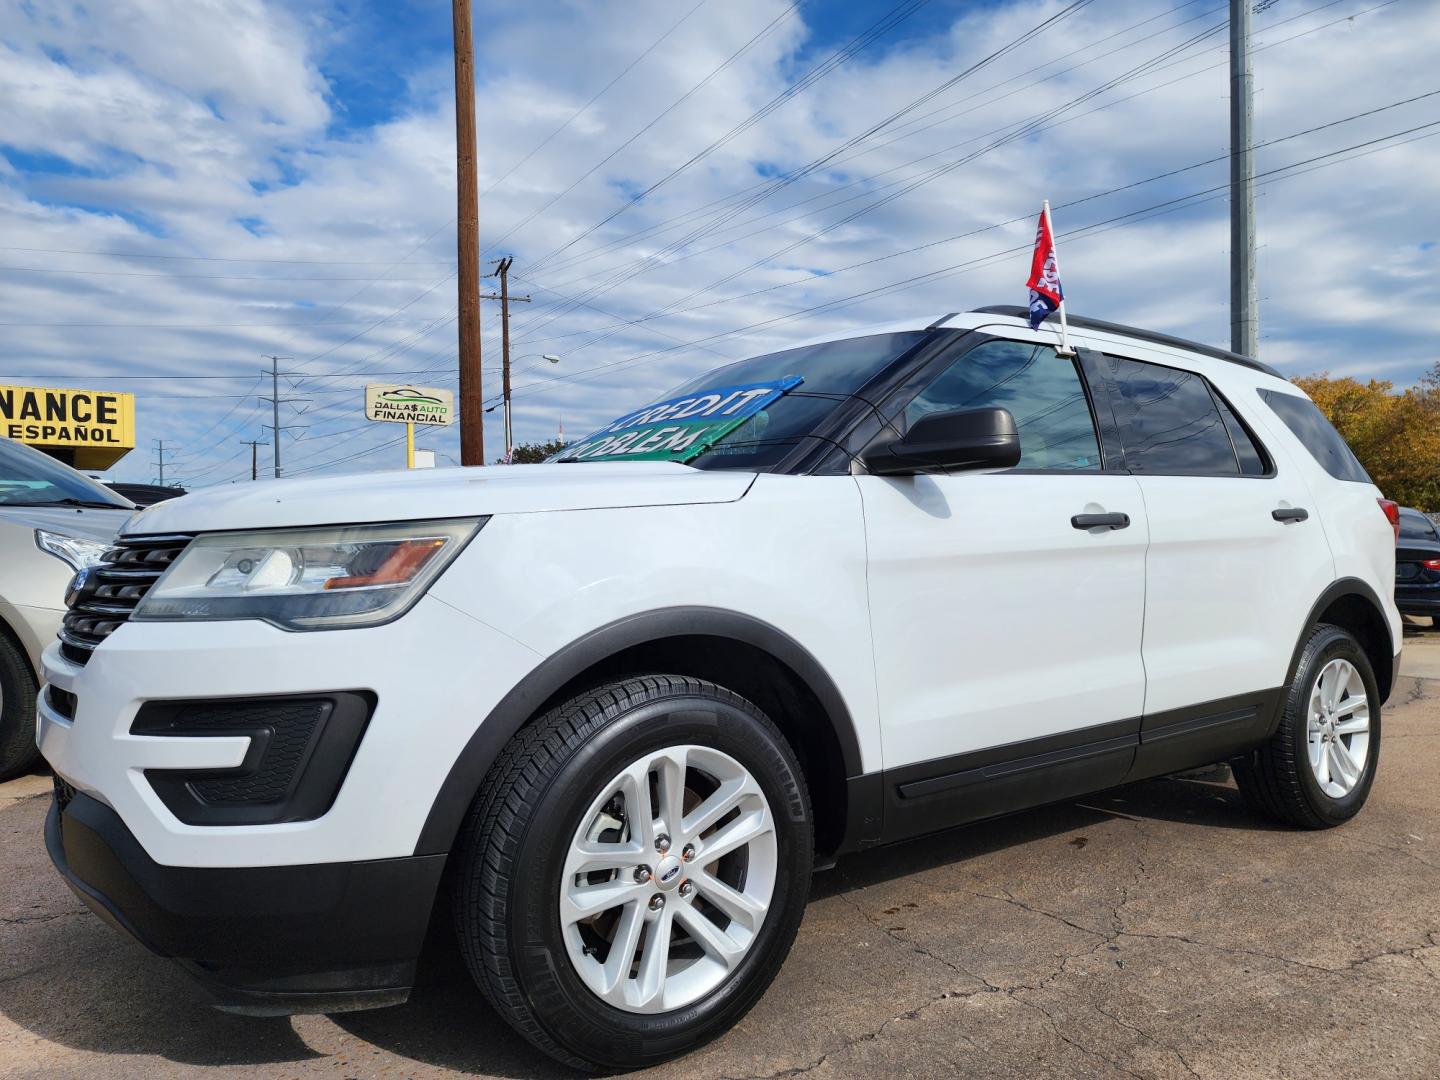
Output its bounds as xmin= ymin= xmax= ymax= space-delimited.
xmin=562 ymin=331 xmax=930 ymax=471
xmin=0 ymin=436 xmax=132 ymax=508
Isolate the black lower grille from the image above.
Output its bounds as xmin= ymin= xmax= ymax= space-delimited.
xmin=47 ymin=686 xmax=77 ymax=721
xmin=131 ymin=692 xmax=375 ymax=826
xmin=60 ymin=534 xmax=193 ymax=664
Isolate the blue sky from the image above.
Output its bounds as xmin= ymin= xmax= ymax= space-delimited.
xmin=0 ymin=0 xmax=1435 ymax=484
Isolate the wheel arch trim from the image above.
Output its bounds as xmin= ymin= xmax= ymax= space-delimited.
xmin=413 ymin=606 xmax=864 ymax=856
xmin=1287 ymin=577 xmax=1397 ymax=709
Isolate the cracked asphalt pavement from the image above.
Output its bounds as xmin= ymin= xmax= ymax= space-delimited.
xmin=4 ymin=635 xmax=1439 ymax=1079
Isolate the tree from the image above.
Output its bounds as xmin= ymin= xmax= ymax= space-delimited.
xmin=502 ymin=439 xmax=570 ymax=464
xmin=1292 ymin=361 xmax=1440 ymax=511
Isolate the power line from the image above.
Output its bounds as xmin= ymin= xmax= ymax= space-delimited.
xmin=0 ymin=245 xmax=454 ymax=266
xmin=481 ymin=0 xmax=711 ymax=196
xmin=482 ymin=1 xmax=804 ymax=256
xmin=527 ymin=0 xmax=1224 ymax=284
xmin=501 ymin=119 xmax=1440 ymax=403
xmin=0 ymin=265 xmax=446 ymax=282
xmin=510 ymin=0 xmax=1391 ymax=351
xmin=513 ymin=0 xmax=1116 ymax=336
xmin=515 ymin=7 xmax=1222 ymax=345
xmin=515 ymin=0 xmax=1369 ymax=326
xmin=519 ymin=0 xmax=944 ymax=268
xmin=514 ymin=83 xmax=1439 ymax=359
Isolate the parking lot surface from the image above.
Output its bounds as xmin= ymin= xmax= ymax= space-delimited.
xmin=4 ymin=634 xmax=1439 ymax=1080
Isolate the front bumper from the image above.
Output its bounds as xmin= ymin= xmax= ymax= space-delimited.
xmin=36 ymin=593 xmax=541 ymax=868
xmin=46 ymin=784 xmax=443 ymax=1013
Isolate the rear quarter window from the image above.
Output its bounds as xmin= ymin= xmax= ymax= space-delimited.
xmin=1258 ymin=390 xmax=1372 ymax=483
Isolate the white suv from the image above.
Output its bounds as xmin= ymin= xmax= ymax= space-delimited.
xmin=37 ymin=307 xmax=1400 ymax=1071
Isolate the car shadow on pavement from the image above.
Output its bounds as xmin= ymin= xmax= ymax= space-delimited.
xmin=0 ymin=772 xmax=1282 ymax=1077
xmin=813 ymin=770 xmax=1283 ymax=901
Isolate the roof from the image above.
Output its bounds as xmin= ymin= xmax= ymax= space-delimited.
xmin=961 ymin=306 xmax=1285 ymax=380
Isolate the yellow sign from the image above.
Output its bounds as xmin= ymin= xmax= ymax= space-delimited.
xmin=0 ymin=385 xmax=137 ymax=470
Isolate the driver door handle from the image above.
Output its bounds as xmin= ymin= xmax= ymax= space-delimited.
xmin=1071 ymin=512 xmax=1130 ymax=531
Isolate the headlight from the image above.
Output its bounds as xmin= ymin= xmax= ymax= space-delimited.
xmin=36 ymin=530 xmax=110 ymax=572
xmin=132 ymin=518 xmax=483 ymax=631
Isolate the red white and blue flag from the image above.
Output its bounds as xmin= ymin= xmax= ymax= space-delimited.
xmin=1026 ymin=203 xmax=1064 ymax=330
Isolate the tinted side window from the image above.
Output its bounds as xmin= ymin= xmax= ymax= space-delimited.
xmin=1214 ymin=393 xmax=1270 ymax=476
xmin=1258 ymin=390 xmax=1372 ymax=483
xmin=1097 ymin=355 xmax=1238 ymax=475
xmin=906 ymin=339 xmax=1100 ymax=470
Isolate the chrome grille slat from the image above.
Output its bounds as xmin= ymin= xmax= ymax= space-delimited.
xmin=60 ymin=534 xmax=195 ymax=665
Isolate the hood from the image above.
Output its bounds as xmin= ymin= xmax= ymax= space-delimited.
xmin=0 ymin=503 xmax=132 ymax=543
xmin=124 ymin=462 xmax=756 ymax=536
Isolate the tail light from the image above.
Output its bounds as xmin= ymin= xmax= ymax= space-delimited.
xmin=1424 ymin=559 xmax=1440 ymax=571
xmin=1377 ymin=499 xmax=1400 ymax=542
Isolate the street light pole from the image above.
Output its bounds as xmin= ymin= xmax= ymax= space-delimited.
xmin=484 ymin=351 xmax=560 ymax=460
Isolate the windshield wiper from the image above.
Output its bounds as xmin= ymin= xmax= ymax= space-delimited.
xmin=0 ymin=497 xmax=126 ymax=509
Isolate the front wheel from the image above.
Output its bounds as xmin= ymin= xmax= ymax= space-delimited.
xmin=452 ymin=675 xmax=813 ymax=1071
xmin=0 ymin=633 xmax=41 ymax=783
xmin=1234 ymin=623 xmax=1380 ymax=828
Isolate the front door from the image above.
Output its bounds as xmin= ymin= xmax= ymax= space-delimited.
xmin=858 ymin=337 xmax=1148 ymax=840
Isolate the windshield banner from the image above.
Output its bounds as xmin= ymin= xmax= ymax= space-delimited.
xmin=560 ymin=376 xmax=803 ymax=463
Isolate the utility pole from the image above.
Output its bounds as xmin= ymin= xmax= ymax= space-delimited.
xmin=259 ymin=355 xmax=307 ymax=478
xmin=242 ymin=439 xmax=268 ymax=481
xmin=453 ymin=0 xmax=484 ymax=465
xmin=481 ymin=256 xmax=531 ymax=462
xmin=152 ymin=439 xmax=180 ymax=487
xmin=1229 ymin=0 xmax=1258 ymax=358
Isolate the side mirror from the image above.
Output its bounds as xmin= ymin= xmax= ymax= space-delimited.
xmin=860 ymin=406 xmax=1021 ymax=476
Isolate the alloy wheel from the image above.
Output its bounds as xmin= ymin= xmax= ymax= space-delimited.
xmin=559 ymin=744 xmax=776 ymax=1013
xmin=1306 ymin=657 xmax=1371 ymax=798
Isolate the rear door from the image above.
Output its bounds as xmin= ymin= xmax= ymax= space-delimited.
xmin=859 ymin=336 xmax=1148 ymax=840
xmin=1082 ymin=349 xmax=1335 ymax=775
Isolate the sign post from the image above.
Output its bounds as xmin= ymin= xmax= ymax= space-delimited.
xmin=364 ymin=384 xmax=454 ymax=468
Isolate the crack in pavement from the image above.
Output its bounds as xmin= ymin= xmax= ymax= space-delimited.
xmin=1400 ymin=677 xmax=1430 ymax=706
xmin=708 ymin=986 xmax=995 ymax=1080
xmin=0 ymin=910 xmax=86 ymax=926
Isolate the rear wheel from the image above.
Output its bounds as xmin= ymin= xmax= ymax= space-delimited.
xmin=1234 ymin=623 xmax=1380 ymax=828
xmin=0 ymin=633 xmax=41 ymax=783
xmin=451 ymin=675 xmax=812 ymax=1070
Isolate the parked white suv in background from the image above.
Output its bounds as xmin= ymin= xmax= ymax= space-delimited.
xmin=0 ymin=436 xmax=131 ymax=780
xmin=38 ymin=306 xmax=1400 ymax=1071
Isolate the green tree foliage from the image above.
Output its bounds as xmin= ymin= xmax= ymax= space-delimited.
xmin=503 ymin=440 xmax=570 ymax=464
xmin=1292 ymin=361 xmax=1440 ymax=511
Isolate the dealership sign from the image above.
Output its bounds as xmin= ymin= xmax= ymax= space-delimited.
xmin=364 ymin=384 xmax=454 ymax=426
xmin=562 ymin=376 xmax=804 ymax=463
xmin=0 ymin=384 xmax=136 ymax=469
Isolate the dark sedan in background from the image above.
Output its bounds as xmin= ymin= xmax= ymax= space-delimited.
xmin=1397 ymin=507 xmax=1440 ymax=629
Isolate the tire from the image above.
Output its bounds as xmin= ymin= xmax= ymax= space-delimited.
xmin=0 ymin=632 xmax=41 ymax=783
xmin=451 ymin=675 xmax=813 ymax=1071
xmin=1233 ymin=623 xmax=1380 ymax=829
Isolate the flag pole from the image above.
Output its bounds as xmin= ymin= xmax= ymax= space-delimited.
xmin=1045 ymin=200 xmax=1075 ymax=356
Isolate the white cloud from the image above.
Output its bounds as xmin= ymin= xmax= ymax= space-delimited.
xmin=0 ymin=0 xmax=1435 ymax=484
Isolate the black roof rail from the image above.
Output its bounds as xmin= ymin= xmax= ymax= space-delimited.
xmin=964 ymin=305 xmax=1284 ymax=379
